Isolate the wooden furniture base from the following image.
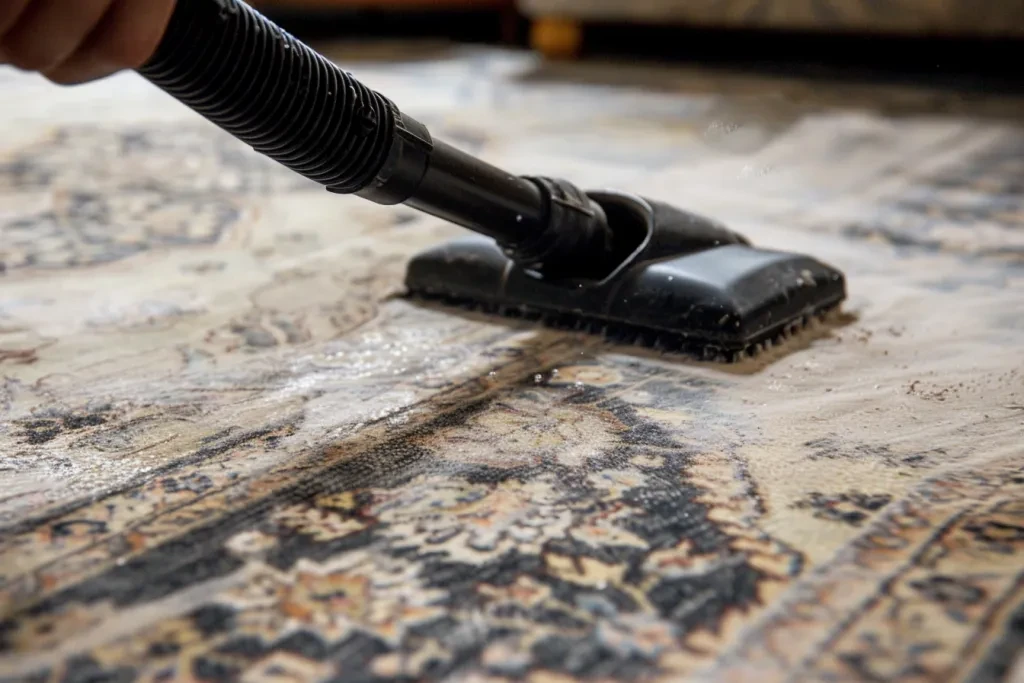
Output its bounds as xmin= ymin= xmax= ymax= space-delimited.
xmin=528 ymin=16 xmax=584 ymax=59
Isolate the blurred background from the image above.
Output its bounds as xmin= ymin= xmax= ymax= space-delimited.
xmin=249 ymin=0 xmax=1024 ymax=91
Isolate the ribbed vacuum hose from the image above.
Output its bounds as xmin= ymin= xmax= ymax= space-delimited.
xmin=140 ymin=0 xmax=411 ymax=195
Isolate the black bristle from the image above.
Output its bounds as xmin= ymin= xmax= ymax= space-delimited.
xmin=404 ymin=288 xmax=839 ymax=363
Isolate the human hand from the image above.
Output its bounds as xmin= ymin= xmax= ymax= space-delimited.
xmin=0 ymin=0 xmax=177 ymax=85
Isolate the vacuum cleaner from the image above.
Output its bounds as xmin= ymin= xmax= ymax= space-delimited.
xmin=135 ymin=0 xmax=846 ymax=362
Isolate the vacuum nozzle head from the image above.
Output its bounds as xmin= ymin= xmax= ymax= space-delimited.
xmin=404 ymin=190 xmax=846 ymax=362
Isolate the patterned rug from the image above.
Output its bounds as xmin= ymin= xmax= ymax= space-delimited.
xmin=1 ymin=43 xmax=1022 ymax=682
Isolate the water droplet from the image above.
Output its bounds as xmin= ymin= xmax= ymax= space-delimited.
xmin=533 ymin=374 xmax=543 ymax=383
xmin=551 ymin=369 xmax=559 ymax=376
xmin=515 ymin=214 xmax=523 ymax=222
xmin=574 ymin=381 xmax=584 ymax=388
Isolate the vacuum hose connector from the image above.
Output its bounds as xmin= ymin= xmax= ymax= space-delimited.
xmin=139 ymin=0 xmax=615 ymax=280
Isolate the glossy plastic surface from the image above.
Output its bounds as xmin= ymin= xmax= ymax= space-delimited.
xmin=405 ymin=191 xmax=847 ymax=352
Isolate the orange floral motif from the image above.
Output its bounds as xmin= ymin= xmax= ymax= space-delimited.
xmin=280 ymin=571 xmax=370 ymax=623
xmin=477 ymin=576 xmax=553 ymax=609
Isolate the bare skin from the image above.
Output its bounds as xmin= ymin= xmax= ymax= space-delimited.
xmin=0 ymin=0 xmax=176 ymax=85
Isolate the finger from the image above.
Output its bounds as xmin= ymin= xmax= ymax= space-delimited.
xmin=0 ymin=0 xmax=33 ymax=41
xmin=42 ymin=56 xmax=120 ymax=86
xmin=1 ymin=0 xmax=114 ymax=73
xmin=42 ymin=0 xmax=177 ymax=86
xmin=78 ymin=0 xmax=177 ymax=72
xmin=0 ymin=0 xmax=32 ymax=64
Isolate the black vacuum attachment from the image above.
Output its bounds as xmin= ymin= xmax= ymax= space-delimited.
xmin=138 ymin=0 xmax=846 ymax=361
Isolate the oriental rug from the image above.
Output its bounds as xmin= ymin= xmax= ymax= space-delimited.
xmin=1 ymin=44 xmax=1022 ymax=682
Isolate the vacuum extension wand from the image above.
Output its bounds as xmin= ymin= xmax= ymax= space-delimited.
xmin=138 ymin=0 xmax=615 ymax=280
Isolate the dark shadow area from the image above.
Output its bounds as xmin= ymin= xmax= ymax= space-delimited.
xmin=573 ymin=23 xmax=1024 ymax=95
xmin=259 ymin=5 xmax=528 ymax=45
